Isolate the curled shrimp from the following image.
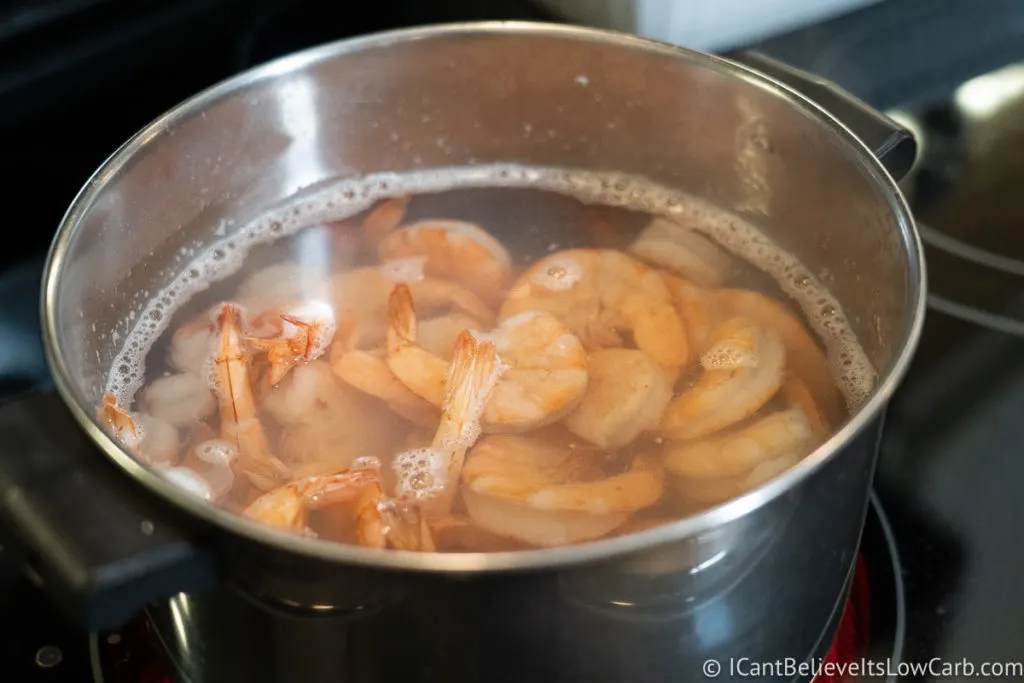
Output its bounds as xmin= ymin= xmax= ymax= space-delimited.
xmin=671 ymin=453 xmax=803 ymax=506
xmin=661 ymin=273 xmax=715 ymax=356
xmin=386 ymin=284 xmax=589 ymax=432
xmin=332 ymin=265 xmax=493 ymax=349
xmin=361 ymin=197 xmax=409 ymax=245
xmin=244 ymin=456 xmax=436 ymax=550
xmin=562 ymin=348 xmax=673 ymax=450
xmin=661 ymin=317 xmax=785 ymax=441
xmin=213 ymin=303 xmax=291 ymax=491
xmin=243 ymin=458 xmax=381 ymax=537
xmin=783 ymin=376 xmax=831 ymax=446
xmin=662 ymin=407 xmax=812 ymax=479
xmin=262 ymin=360 xmax=399 ymax=479
xmin=236 ymin=263 xmax=332 ymax=319
xmin=714 ymin=288 xmax=841 ymax=425
xmin=142 ymin=372 xmax=217 ymax=429
xmin=500 ymin=249 xmax=688 ymax=372
xmin=169 ymin=310 xmax=218 ymax=376
xmin=627 ymin=217 xmax=734 ymax=287
xmin=328 ymin=314 xmax=439 ymax=427
xmin=666 ymin=376 xmax=823 ymax=507
xmin=461 ymin=430 xmax=665 ymax=547
xmin=418 ymin=312 xmax=482 ymax=359
xmin=376 ymin=219 xmax=513 ymax=302
xmin=391 ymin=330 xmax=504 ymax=516
xmin=247 ymin=300 xmax=337 ymax=386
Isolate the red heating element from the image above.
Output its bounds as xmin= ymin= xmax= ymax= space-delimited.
xmin=817 ymin=555 xmax=872 ymax=683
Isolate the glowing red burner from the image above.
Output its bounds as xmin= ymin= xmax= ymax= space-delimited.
xmin=817 ymin=555 xmax=872 ymax=683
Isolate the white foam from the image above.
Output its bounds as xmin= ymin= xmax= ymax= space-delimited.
xmin=701 ymin=340 xmax=759 ymax=371
xmin=194 ymin=439 xmax=237 ymax=466
xmin=283 ymin=299 xmax=336 ymax=360
xmin=392 ymin=447 xmax=446 ymax=499
xmin=106 ymin=164 xmax=876 ymax=412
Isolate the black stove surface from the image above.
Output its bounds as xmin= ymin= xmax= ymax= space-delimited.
xmin=3 ymin=0 xmax=1024 ymax=681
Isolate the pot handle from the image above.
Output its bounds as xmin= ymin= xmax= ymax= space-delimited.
xmin=0 ymin=390 xmax=215 ymax=631
xmin=727 ymin=51 xmax=917 ymax=182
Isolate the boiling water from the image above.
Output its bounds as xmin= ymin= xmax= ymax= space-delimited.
xmin=102 ymin=164 xmax=876 ymax=551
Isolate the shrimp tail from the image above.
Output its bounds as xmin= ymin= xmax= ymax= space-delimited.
xmin=98 ymin=392 xmax=138 ymax=441
xmin=432 ymin=331 xmax=504 ymax=497
xmin=215 ymin=302 xmax=291 ymax=491
xmin=247 ymin=335 xmax=301 ymax=387
xmin=439 ymin=331 xmax=502 ymax=447
xmin=387 ymin=283 xmax=418 ymax=349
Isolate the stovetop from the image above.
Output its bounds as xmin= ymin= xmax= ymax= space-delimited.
xmin=3 ymin=0 xmax=1024 ymax=681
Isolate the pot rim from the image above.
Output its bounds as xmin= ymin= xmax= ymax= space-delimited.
xmin=41 ymin=20 xmax=926 ymax=573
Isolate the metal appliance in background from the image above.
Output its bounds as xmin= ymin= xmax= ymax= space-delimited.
xmin=533 ymin=0 xmax=882 ymax=51
xmin=0 ymin=21 xmax=922 ymax=683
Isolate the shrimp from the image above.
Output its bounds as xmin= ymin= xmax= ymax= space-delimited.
xmin=418 ymin=312 xmax=481 ymax=359
xmin=562 ymin=348 xmax=673 ymax=449
xmin=169 ymin=313 xmax=218 ymax=377
xmin=386 ymin=284 xmax=589 ymax=432
xmin=714 ymin=288 xmax=841 ymax=426
xmin=783 ymin=376 xmax=831 ymax=445
xmin=213 ymin=303 xmax=291 ymax=491
xmin=672 ymin=451 xmax=803 ymax=506
xmin=262 ymin=360 xmax=399 ymax=479
xmin=627 ymin=217 xmax=734 ymax=287
xmin=332 ymin=349 xmax=439 ymax=427
xmin=245 ymin=457 xmax=437 ymax=549
xmin=661 ymin=317 xmax=785 ymax=441
xmin=361 ymin=197 xmax=409 ymax=245
xmin=661 ymin=274 xmax=715 ymax=356
xmin=391 ymin=330 xmax=503 ymax=516
xmin=376 ymin=219 xmax=512 ymax=302
xmin=97 ymin=392 xmax=139 ymax=447
xmin=133 ymin=414 xmax=181 ymax=466
xmin=328 ymin=316 xmax=439 ymax=428
xmin=242 ymin=458 xmax=382 ymax=538
xmin=500 ymin=249 xmax=688 ymax=372
xmin=662 ymin=407 xmax=812 ymax=479
xmin=429 ymin=515 xmax=530 ymax=551
xmin=236 ymin=263 xmax=333 ymax=318
xmin=332 ymin=265 xmax=493 ymax=349
xmin=180 ymin=437 xmax=237 ymax=501
xmin=326 ymin=197 xmax=411 ymax=258
xmin=247 ymin=300 xmax=337 ymax=386
xmin=97 ymin=393 xmax=181 ymax=466
xmin=142 ymin=372 xmax=216 ymax=428
xmin=461 ymin=430 xmax=665 ymax=547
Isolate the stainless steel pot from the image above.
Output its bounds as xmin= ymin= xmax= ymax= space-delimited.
xmin=0 ymin=22 xmax=923 ymax=683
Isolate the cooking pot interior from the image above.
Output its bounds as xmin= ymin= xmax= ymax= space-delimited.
xmin=45 ymin=24 xmax=916 ymax=520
